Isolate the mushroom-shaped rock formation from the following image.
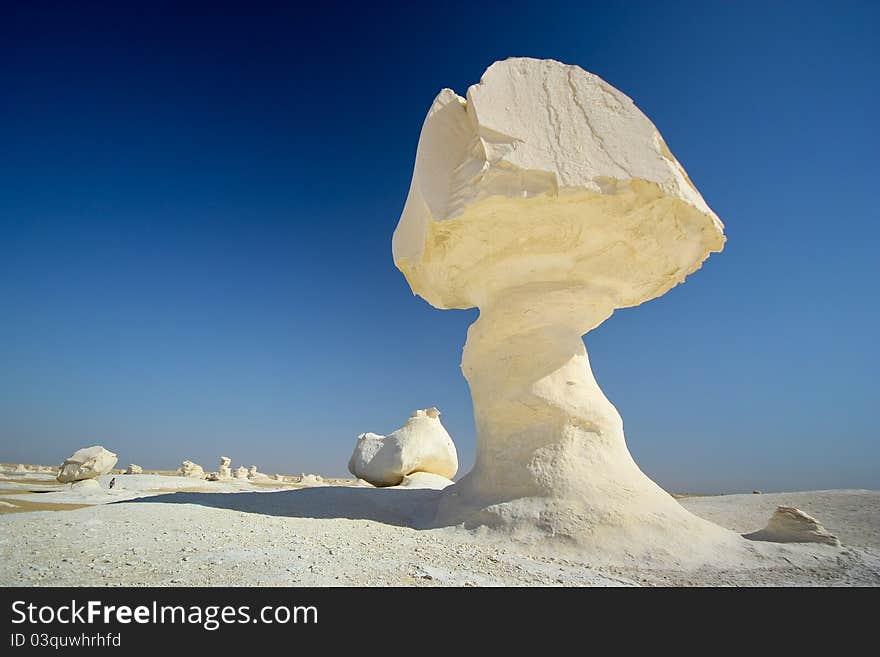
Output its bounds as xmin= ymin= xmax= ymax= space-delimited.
xmin=177 ymin=460 xmax=205 ymax=479
xmin=745 ymin=506 xmax=841 ymax=546
xmin=234 ymin=466 xmax=249 ymax=480
xmin=348 ymin=408 xmax=458 ymax=487
xmin=393 ymin=58 xmax=732 ymax=551
xmin=125 ymin=464 xmax=143 ymax=475
xmin=57 ymin=446 xmax=118 ymax=483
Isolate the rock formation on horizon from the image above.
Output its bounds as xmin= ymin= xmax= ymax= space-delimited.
xmin=177 ymin=460 xmax=205 ymax=479
xmin=247 ymin=466 xmax=269 ymax=480
xmin=348 ymin=408 xmax=458 ymax=487
xmin=218 ymin=456 xmax=233 ymax=481
xmin=125 ymin=464 xmax=143 ymax=475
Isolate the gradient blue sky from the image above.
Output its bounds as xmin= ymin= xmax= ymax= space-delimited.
xmin=2 ymin=1 xmax=877 ymax=493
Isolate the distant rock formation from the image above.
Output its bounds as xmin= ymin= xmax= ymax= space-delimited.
xmin=218 ymin=457 xmax=233 ymax=481
xmin=745 ymin=506 xmax=841 ymax=546
xmin=57 ymin=446 xmax=118 ymax=483
xmin=247 ymin=466 xmax=269 ymax=480
xmin=125 ymin=464 xmax=143 ymax=475
xmin=348 ymin=408 xmax=458 ymax=487
xmin=177 ymin=460 xmax=205 ymax=479
xmin=234 ymin=466 xmax=249 ymax=480
xmin=297 ymin=474 xmax=325 ymax=487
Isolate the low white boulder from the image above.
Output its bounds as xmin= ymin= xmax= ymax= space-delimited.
xmin=125 ymin=464 xmax=143 ymax=475
xmin=348 ymin=408 xmax=458 ymax=487
xmin=745 ymin=506 xmax=841 ymax=546
xmin=234 ymin=466 xmax=249 ymax=480
xmin=57 ymin=446 xmax=118 ymax=483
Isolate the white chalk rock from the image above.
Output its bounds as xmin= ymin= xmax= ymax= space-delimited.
xmin=348 ymin=408 xmax=458 ymax=487
xmin=392 ymin=58 xmax=735 ymax=554
xmin=393 ymin=472 xmax=456 ymax=490
xmin=745 ymin=506 xmax=841 ymax=547
xmin=247 ymin=466 xmax=269 ymax=480
xmin=25 ymin=465 xmax=54 ymax=474
xmin=70 ymin=478 xmax=101 ymax=491
xmin=273 ymin=473 xmax=285 ymax=482
xmin=218 ymin=457 xmax=233 ymax=481
xmin=125 ymin=464 xmax=143 ymax=475
xmin=13 ymin=464 xmax=27 ymax=473
xmin=234 ymin=466 xmax=249 ymax=480
xmin=57 ymin=446 xmax=118 ymax=483
xmin=177 ymin=460 xmax=205 ymax=479
xmin=298 ymin=474 xmax=325 ymax=487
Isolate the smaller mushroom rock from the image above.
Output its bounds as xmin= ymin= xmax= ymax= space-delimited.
xmin=297 ymin=474 xmax=326 ymax=487
xmin=745 ymin=506 xmax=841 ymax=546
xmin=218 ymin=457 xmax=233 ymax=481
xmin=125 ymin=464 xmax=143 ymax=475
xmin=348 ymin=407 xmax=458 ymax=487
xmin=57 ymin=446 xmax=118 ymax=483
xmin=177 ymin=460 xmax=206 ymax=479
xmin=234 ymin=466 xmax=249 ymax=480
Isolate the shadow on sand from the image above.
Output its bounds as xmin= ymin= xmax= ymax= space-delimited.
xmin=119 ymin=486 xmax=443 ymax=528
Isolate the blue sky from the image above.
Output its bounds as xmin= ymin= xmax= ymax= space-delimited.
xmin=1 ymin=1 xmax=877 ymax=493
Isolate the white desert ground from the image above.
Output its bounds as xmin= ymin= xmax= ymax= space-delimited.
xmin=0 ymin=466 xmax=877 ymax=587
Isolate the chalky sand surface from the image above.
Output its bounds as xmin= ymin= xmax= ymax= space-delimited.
xmin=0 ymin=468 xmax=877 ymax=585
